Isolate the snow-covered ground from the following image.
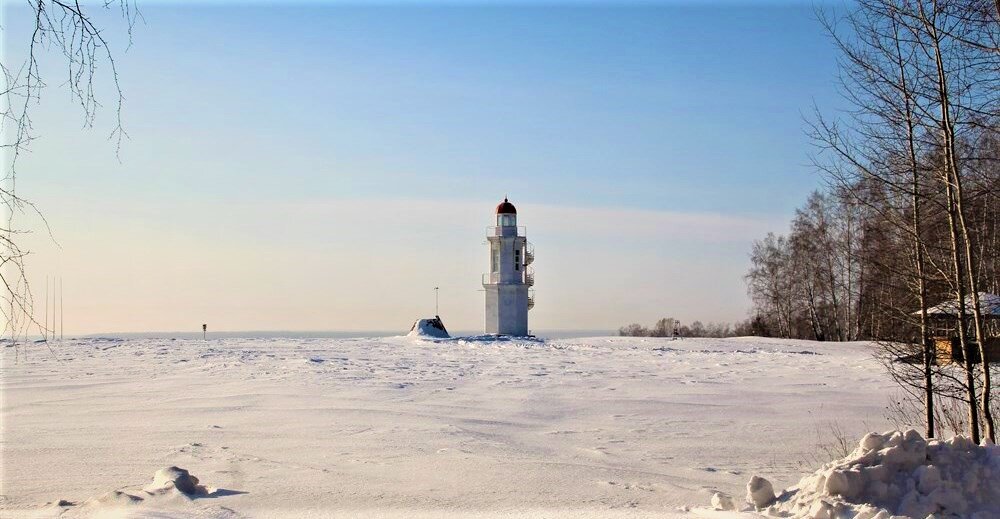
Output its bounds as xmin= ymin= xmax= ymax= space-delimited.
xmin=1 ymin=336 xmax=899 ymax=518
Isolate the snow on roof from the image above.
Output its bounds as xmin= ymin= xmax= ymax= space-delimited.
xmin=923 ymin=292 xmax=1000 ymax=317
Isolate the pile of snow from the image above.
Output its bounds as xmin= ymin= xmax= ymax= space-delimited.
xmin=146 ymin=466 xmax=206 ymax=496
xmin=407 ymin=316 xmax=449 ymax=339
xmin=746 ymin=475 xmax=776 ymax=509
xmin=713 ymin=430 xmax=1000 ymax=518
xmin=45 ymin=466 xmax=210 ymax=515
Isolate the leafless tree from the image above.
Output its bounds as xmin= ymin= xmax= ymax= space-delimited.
xmin=2 ymin=1 xmax=138 ymax=346
xmin=746 ymin=0 xmax=1000 ymax=442
xmin=902 ymin=0 xmax=999 ymax=442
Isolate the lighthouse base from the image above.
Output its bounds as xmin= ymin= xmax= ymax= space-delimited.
xmin=484 ymin=284 xmax=529 ymax=336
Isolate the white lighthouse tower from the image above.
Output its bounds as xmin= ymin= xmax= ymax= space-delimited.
xmin=483 ymin=197 xmax=534 ymax=336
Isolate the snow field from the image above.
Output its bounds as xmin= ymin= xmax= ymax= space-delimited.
xmin=1 ymin=336 xmax=898 ymax=517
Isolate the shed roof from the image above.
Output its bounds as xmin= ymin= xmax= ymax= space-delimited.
xmin=923 ymin=292 xmax=1000 ymax=317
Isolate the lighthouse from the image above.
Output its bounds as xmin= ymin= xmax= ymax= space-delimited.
xmin=483 ymin=197 xmax=534 ymax=336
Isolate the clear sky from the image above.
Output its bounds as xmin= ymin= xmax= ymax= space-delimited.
xmin=7 ymin=1 xmax=844 ymax=335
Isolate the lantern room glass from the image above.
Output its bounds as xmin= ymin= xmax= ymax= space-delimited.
xmin=497 ymin=214 xmax=516 ymax=227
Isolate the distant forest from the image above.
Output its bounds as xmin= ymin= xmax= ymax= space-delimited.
xmin=745 ymin=184 xmax=998 ymax=343
xmin=617 ymin=318 xmax=752 ymax=338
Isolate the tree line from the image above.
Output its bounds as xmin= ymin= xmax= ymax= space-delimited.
xmin=746 ymin=0 xmax=999 ymax=444
xmin=618 ymin=317 xmax=753 ymax=338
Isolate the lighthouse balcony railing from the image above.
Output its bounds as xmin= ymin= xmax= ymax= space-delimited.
xmin=486 ymin=225 xmax=526 ymax=237
xmin=482 ymin=271 xmax=532 ymax=285
xmin=524 ymin=242 xmax=535 ymax=265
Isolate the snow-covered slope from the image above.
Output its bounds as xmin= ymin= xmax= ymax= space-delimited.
xmin=1 ymin=336 xmax=898 ymax=517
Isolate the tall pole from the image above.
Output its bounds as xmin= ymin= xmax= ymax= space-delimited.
xmin=52 ymin=277 xmax=56 ymax=341
xmin=434 ymin=287 xmax=439 ymax=317
xmin=59 ymin=277 xmax=63 ymax=341
xmin=44 ymin=276 xmax=48 ymax=341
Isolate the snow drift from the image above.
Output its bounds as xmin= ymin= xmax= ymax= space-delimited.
xmin=744 ymin=430 xmax=1000 ymax=518
xmin=407 ymin=316 xmax=449 ymax=339
xmin=40 ymin=466 xmax=214 ymax=517
xmin=146 ymin=466 xmax=206 ymax=496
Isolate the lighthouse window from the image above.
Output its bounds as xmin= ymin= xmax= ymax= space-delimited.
xmin=514 ymin=249 xmax=521 ymax=271
xmin=492 ymin=246 xmax=500 ymax=273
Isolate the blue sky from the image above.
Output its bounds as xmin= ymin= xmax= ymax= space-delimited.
xmin=8 ymin=2 xmax=845 ymax=334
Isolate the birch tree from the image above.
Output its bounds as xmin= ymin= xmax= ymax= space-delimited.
xmin=2 ymin=1 xmax=137 ymax=344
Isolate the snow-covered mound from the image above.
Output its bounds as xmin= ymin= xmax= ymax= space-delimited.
xmin=146 ymin=466 xmax=206 ymax=496
xmin=763 ymin=430 xmax=1000 ymax=518
xmin=407 ymin=316 xmax=449 ymax=338
xmin=39 ymin=466 xmax=216 ymax=517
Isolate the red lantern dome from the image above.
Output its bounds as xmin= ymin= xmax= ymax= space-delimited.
xmin=496 ymin=197 xmax=517 ymax=215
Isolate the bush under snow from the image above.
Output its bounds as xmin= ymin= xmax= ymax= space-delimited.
xmin=732 ymin=430 xmax=1000 ymax=518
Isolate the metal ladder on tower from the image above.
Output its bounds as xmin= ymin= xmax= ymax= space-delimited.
xmin=524 ymin=243 xmax=535 ymax=309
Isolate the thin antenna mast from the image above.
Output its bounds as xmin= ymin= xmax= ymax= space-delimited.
xmin=51 ymin=278 xmax=55 ymax=341
xmin=59 ymin=277 xmax=64 ymax=341
xmin=434 ymin=287 xmax=439 ymax=317
xmin=53 ymin=277 xmax=57 ymax=342
xmin=44 ymin=276 xmax=48 ymax=341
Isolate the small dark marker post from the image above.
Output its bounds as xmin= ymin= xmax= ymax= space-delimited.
xmin=202 ymin=323 xmax=207 ymax=340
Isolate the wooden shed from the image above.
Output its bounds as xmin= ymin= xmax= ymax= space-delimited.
xmin=924 ymin=292 xmax=1000 ymax=365
xmin=932 ymin=337 xmax=1000 ymax=365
